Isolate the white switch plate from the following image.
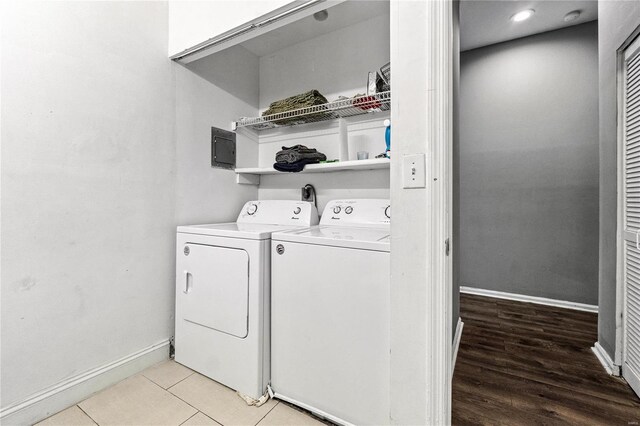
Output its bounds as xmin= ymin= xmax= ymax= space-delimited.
xmin=402 ymin=153 xmax=426 ymax=189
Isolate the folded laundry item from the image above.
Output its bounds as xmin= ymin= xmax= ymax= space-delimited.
xmin=273 ymin=158 xmax=321 ymax=173
xmin=262 ymin=90 xmax=333 ymax=126
xmin=275 ymin=145 xmax=327 ymax=164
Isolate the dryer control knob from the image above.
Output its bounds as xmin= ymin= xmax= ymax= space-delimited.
xmin=385 ymin=205 xmax=391 ymax=218
xmin=345 ymin=206 xmax=353 ymax=214
xmin=293 ymin=207 xmax=301 ymax=215
xmin=333 ymin=206 xmax=342 ymax=214
xmin=247 ymin=203 xmax=258 ymax=215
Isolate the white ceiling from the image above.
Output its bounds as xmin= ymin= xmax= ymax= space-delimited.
xmin=460 ymin=0 xmax=598 ymax=51
xmin=241 ymin=0 xmax=389 ymax=57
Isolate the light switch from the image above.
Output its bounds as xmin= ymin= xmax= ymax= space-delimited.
xmin=402 ymin=153 xmax=426 ymax=189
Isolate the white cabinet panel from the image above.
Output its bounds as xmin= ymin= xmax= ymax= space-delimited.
xmin=168 ymin=0 xmax=293 ymax=56
xmin=271 ymin=241 xmax=390 ymax=424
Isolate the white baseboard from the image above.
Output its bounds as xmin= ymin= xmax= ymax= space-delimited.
xmin=451 ymin=317 xmax=464 ymax=378
xmin=0 ymin=339 xmax=170 ymax=425
xmin=592 ymin=341 xmax=621 ymax=376
xmin=460 ymin=286 xmax=598 ymax=313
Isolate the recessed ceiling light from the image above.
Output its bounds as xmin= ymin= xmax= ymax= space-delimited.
xmin=511 ymin=9 xmax=535 ymax=22
xmin=564 ymin=10 xmax=581 ymax=22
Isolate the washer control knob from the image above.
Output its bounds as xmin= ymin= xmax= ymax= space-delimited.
xmin=345 ymin=206 xmax=353 ymax=214
xmin=293 ymin=207 xmax=301 ymax=215
xmin=385 ymin=205 xmax=391 ymax=219
xmin=333 ymin=206 xmax=342 ymax=214
xmin=247 ymin=203 xmax=258 ymax=215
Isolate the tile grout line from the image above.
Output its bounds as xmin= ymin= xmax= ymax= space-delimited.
xmin=75 ymin=403 xmax=100 ymax=425
xmin=195 ymin=411 xmax=219 ymax=425
xmin=144 ymin=372 xmax=282 ymax=426
xmin=140 ymin=375 xmax=206 ymax=424
xmin=152 ymin=376 xmax=236 ymax=425
xmin=169 ymin=385 xmax=279 ymax=426
xmin=164 ymin=374 xmax=280 ymax=426
xmin=140 ymin=369 xmax=195 ymax=395
xmin=162 ymin=370 xmax=196 ymax=391
xmin=178 ymin=411 xmax=200 ymax=426
xmin=253 ymin=400 xmax=280 ymax=426
xmin=168 ymin=390 xmax=225 ymax=425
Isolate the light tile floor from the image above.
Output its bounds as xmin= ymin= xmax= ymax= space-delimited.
xmin=35 ymin=361 xmax=326 ymax=426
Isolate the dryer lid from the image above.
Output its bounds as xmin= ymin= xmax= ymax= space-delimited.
xmin=177 ymin=223 xmax=306 ymax=240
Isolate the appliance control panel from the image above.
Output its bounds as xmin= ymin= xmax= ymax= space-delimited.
xmin=320 ymin=199 xmax=391 ymax=227
xmin=237 ymin=200 xmax=319 ymax=226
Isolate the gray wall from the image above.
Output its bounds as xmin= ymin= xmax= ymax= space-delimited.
xmin=598 ymin=2 xmax=640 ymax=359
xmin=459 ymin=22 xmax=599 ymax=305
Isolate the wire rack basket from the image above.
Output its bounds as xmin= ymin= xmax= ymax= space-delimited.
xmin=235 ymin=91 xmax=391 ymax=131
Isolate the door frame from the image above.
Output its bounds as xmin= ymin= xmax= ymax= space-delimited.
xmin=389 ymin=0 xmax=454 ymax=424
xmin=615 ymin=27 xmax=640 ymax=373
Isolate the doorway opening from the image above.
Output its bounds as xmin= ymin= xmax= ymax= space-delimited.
xmin=452 ymin=1 xmax=640 ymax=422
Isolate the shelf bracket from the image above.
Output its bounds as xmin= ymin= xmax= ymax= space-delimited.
xmin=236 ymin=173 xmax=260 ymax=185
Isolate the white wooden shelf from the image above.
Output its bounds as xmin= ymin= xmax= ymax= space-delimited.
xmin=236 ymin=158 xmax=390 ymax=177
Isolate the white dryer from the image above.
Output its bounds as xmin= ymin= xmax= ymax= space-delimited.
xmin=175 ymin=200 xmax=319 ymax=400
xmin=270 ymin=199 xmax=390 ymax=426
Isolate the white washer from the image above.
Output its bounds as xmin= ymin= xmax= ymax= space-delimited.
xmin=175 ymin=200 xmax=319 ymax=400
xmin=270 ymin=199 xmax=391 ymax=426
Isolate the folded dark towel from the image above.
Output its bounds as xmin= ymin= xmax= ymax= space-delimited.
xmin=275 ymin=144 xmax=327 ymax=164
xmin=273 ymin=158 xmax=321 ymax=173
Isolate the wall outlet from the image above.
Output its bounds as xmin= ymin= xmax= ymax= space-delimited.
xmin=402 ymin=153 xmax=426 ymax=189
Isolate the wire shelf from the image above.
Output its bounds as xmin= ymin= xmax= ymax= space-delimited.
xmin=235 ymin=91 xmax=391 ymax=131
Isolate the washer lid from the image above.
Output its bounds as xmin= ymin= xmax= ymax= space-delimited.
xmin=272 ymin=225 xmax=391 ymax=252
xmin=177 ymin=223 xmax=306 ymax=240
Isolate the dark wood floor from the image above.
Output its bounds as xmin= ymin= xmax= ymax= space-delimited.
xmin=452 ymin=294 xmax=640 ymax=425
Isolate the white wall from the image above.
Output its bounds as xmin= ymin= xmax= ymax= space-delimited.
xmin=259 ymin=13 xmax=390 ymax=109
xmin=175 ymin=63 xmax=259 ymax=224
xmin=168 ymin=0 xmax=292 ymax=56
xmin=256 ymin=12 xmax=391 ymax=210
xmin=1 ymin=2 xmax=259 ymax=423
xmin=1 ymin=0 xmax=175 ymax=417
xmin=184 ymin=44 xmax=260 ymax=107
xmin=259 ymin=170 xmax=390 ymax=214
xmin=1 ymin=1 xmax=388 ymax=421
xmin=256 ymin=117 xmax=389 ymax=167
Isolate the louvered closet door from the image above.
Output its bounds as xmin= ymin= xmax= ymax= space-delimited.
xmin=622 ymin=33 xmax=640 ymax=398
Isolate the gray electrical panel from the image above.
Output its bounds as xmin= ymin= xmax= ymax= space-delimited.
xmin=211 ymin=127 xmax=236 ymax=169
